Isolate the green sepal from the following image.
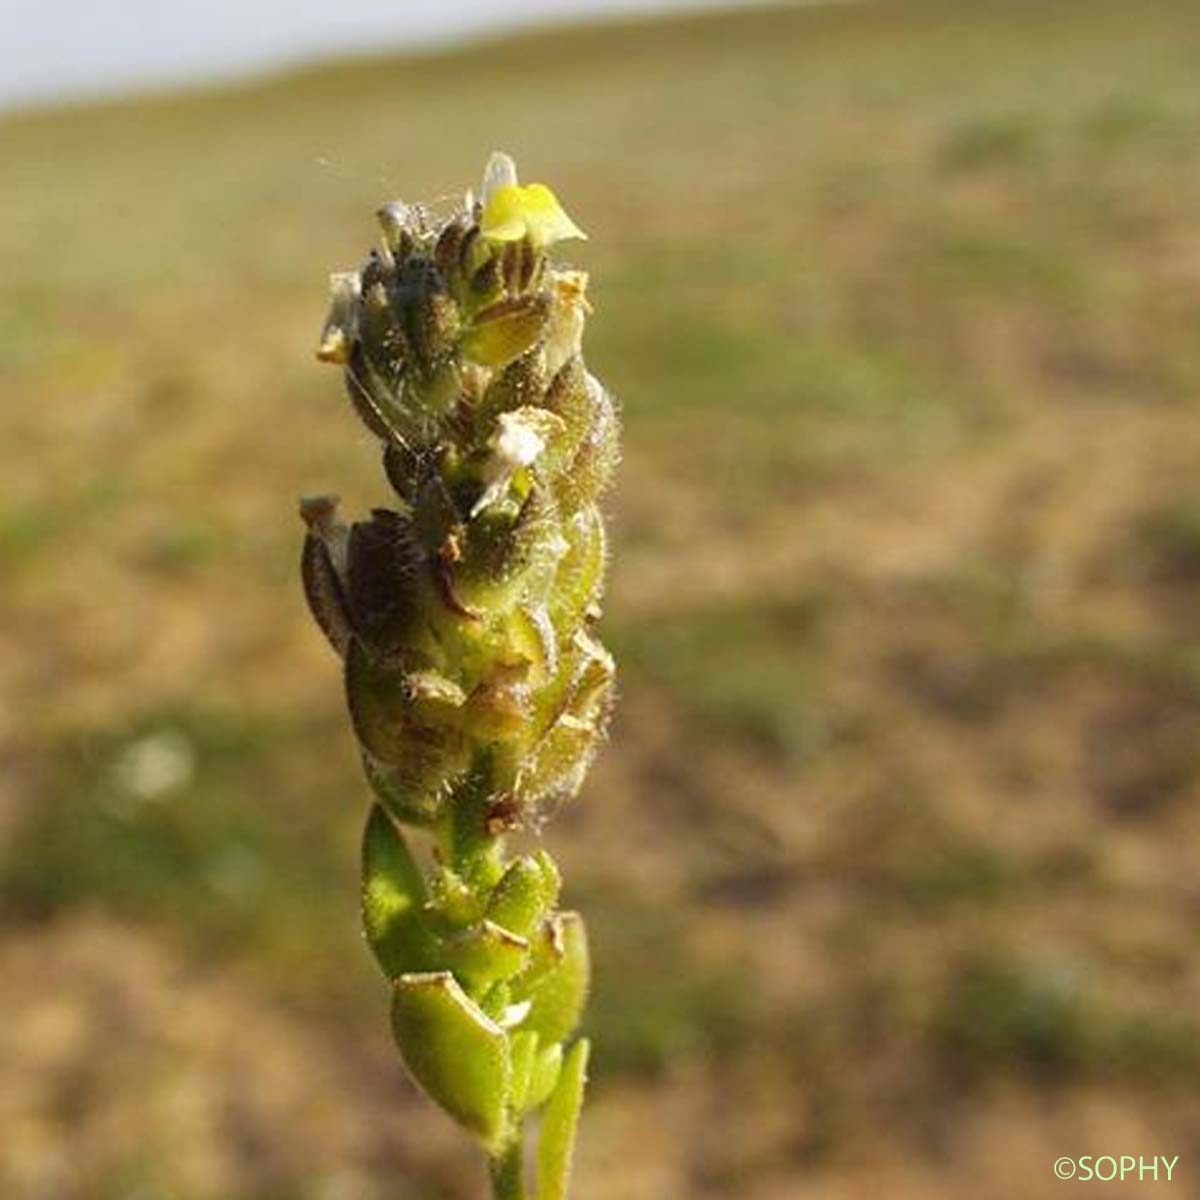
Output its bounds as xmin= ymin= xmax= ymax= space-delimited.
xmin=376 ymin=201 xmax=413 ymax=257
xmin=508 ymin=1030 xmax=538 ymax=1114
xmin=409 ymin=358 xmax=462 ymax=415
xmin=345 ymin=636 xmax=465 ymax=776
xmin=455 ymin=484 xmax=558 ymax=612
xmin=521 ymin=637 xmax=614 ymax=815
xmin=362 ymin=805 xmax=438 ymax=976
xmin=439 ymin=758 xmax=506 ymax=891
xmin=475 ymin=349 xmax=548 ymax=429
xmin=406 ymin=669 xmax=468 ymax=711
xmin=358 ymin=297 xmax=406 ymax=385
xmin=412 ymin=287 xmax=462 ymax=370
xmin=504 ymin=405 xmax=571 ymax=474
xmin=433 ymin=217 xmax=467 ymax=283
xmin=440 ymin=919 xmax=530 ymax=991
xmin=363 ymin=753 xmax=442 ymax=827
xmin=382 ymin=440 xmax=422 ymax=504
xmin=548 ymin=506 xmax=606 ymax=636
xmin=512 ymin=912 xmax=590 ymax=1045
xmin=426 ymin=863 xmax=483 ymax=929
xmin=552 ymin=378 xmax=619 ymax=511
xmin=468 ymin=254 xmax=504 ymax=310
xmin=507 ymin=604 xmax=559 ymax=686
xmin=507 ymin=1031 xmax=562 ymax=1116
xmin=462 ymin=662 xmax=533 ymax=744
xmin=344 ymin=636 xmax=415 ymax=762
xmin=485 ymin=852 xmax=561 ymax=939
xmin=498 ymin=237 xmax=539 ymax=296
xmin=462 ymin=293 xmax=551 ymax=367
xmin=479 ymin=979 xmax=514 ymax=1023
xmin=300 ymin=532 xmax=352 ymax=654
xmin=526 ymin=1041 xmax=563 ymax=1113
xmin=540 ymin=356 xmax=592 ymax=463
xmin=536 ymin=1038 xmax=590 ymax=1200
xmin=530 ymin=627 xmax=611 ymax=739
xmin=411 ymin=471 xmax=462 ymax=554
xmin=390 ymin=971 xmax=511 ymax=1145
xmin=343 ymin=343 xmax=416 ymax=444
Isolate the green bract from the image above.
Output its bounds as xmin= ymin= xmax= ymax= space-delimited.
xmin=301 ymin=153 xmax=614 ymax=1200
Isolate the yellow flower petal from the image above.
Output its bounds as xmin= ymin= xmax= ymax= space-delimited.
xmin=480 ymin=184 xmax=528 ymax=242
xmin=481 ymin=182 xmax=587 ymax=248
xmin=521 ymin=184 xmax=588 ymax=245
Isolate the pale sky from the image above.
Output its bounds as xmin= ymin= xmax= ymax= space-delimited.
xmin=0 ymin=0 xmax=769 ymax=111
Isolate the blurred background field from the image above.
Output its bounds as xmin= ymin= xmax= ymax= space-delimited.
xmin=3 ymin=0 xmax=1200 ymax=1196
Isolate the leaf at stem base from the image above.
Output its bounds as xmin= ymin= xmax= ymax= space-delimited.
xmin=536 ymin=1037 xmax=589 ymax=1200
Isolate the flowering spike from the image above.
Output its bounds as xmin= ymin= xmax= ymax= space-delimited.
xmin=301 ymin=154 xmax=616 ymax=1198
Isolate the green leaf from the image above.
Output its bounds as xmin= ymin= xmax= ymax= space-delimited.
xmin=513 ymin=912 xmax=589 ymax=1045
xmin=391 ymin=971 xmax=511 ymax=1145
xmin=536 ymin=1038 xmax=589 ymax=1200
xmin=361 ymin=805 xmax=437 ymax=976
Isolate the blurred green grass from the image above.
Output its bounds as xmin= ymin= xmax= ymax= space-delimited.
xmin=3 ymin=1 xmax=1200 ymax=1197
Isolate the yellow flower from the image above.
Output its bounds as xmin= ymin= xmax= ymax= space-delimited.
xmin=481 ymin=182 xmax=587 ymax=249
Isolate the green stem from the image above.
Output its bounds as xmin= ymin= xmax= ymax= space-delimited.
xmin=488 ymin=1131 xmax=527 ymax=1200
xmin=437 ymin=753 xmax=505 ymax=891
